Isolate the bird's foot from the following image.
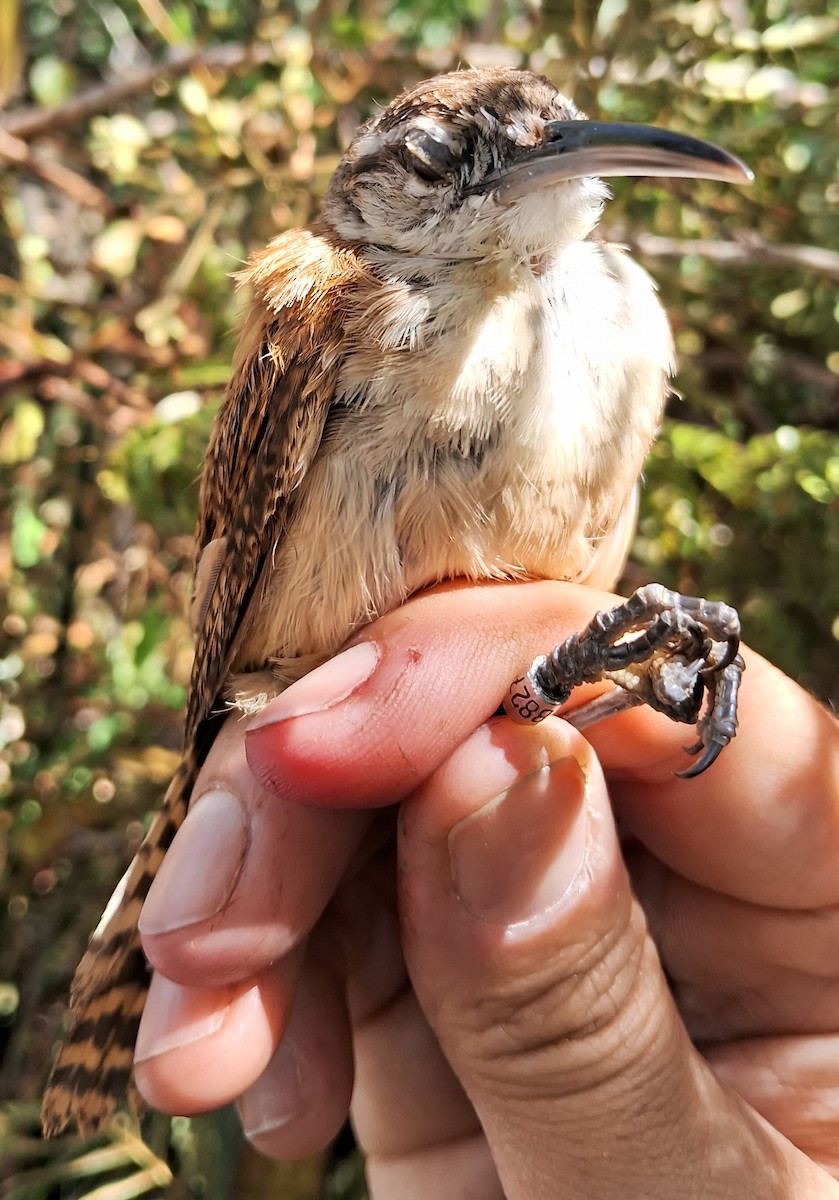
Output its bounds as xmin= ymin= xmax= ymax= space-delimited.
xmin=503 ymin=583 xmax=744 ymax=777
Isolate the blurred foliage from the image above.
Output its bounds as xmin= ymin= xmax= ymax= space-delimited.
xmin=1 ymin=0 xmax=837 ymax=1194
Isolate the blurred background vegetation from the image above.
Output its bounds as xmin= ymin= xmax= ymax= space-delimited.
xmin=0 ymin=0 xmax=837 ymax=1194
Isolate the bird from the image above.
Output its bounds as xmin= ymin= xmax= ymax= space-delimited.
xmin=41 ymin=66 xmax=751 ymax=1137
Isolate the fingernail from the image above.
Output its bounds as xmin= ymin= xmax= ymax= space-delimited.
xmin=134 ymin=975 xmax=231 ymax=1062
xmin=238 ymin=1035 xmax=304 ymax=1141
xmin=247 ymin=641 xmax=381 ymax=729
xmin=449 ymin=756 xmax=589 ymax=925
xmin=139 ymin=788 xmax=248 ymax=936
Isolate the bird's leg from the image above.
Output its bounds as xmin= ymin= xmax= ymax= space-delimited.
xmin=503 ymin=584 xmax=744 ymax=777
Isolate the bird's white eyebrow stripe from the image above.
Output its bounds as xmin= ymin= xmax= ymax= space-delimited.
xmin=350 ymin=127 xmax=398 ymax=160
xmin=411 ymin=114 xmax=461 ymax=147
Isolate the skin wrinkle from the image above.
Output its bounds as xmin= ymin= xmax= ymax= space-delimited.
xmin=370 ymin=1126 xmax=488 ymax=1165
xmin=391 ymin=734 xmax=420 ymax=779
xmin=634 ymin=862 xmax=839 ymax=1040
xmin=446 ymin=903 xmax=648 ymax=1092
xmin=687 ymin=981 xmax=818 ymax=1046
xmin=351 ymin=975 xmax=415 ymax=1036
xmin=365 ymin=1134 xmax=504 ymax=1200
xmin=518 ymin=944 xmax=647 ymax=1071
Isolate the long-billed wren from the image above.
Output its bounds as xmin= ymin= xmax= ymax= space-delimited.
xmin=42 ymin=66 xmax=751 ymax=1136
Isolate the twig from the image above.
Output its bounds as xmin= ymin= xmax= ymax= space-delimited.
xmin=1 ymin=42 xmax=273 ymax=141
xmin=74 ymin=361 xmax=150 ymax=413
xmin=0 ymin=358 xmax=150 ymax=413
xmin=37 ymin=375 xmax=112 ymax=426
xmin=37 ymin=375 xmax=148 ymax=435
xmin=623 ymin=231 xmax=839 ymax=281
xmin=0 ymin=127 xmax=112 ymax=212
xmin=165 ymin=192 xmax=229 ymax=296
xmin=0 ymin=359 xmax=74 ymax=393
xmin=134 ymin=0 xmax=184 ymax=48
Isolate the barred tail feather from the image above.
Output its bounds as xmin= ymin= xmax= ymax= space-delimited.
xmin=41 ymin=757 xmax=195 ymax=1138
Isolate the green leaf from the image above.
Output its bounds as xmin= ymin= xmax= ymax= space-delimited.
xmin=10 ymin=501 xmax=47 ymax=568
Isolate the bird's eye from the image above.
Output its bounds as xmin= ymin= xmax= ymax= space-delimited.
xmin=404 ymin=127 xmax=458 ymax=182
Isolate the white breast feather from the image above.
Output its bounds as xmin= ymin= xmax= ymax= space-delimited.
xmin=235 ymin=241 xmax=672 ymax=686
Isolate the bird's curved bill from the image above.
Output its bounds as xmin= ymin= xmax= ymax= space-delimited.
xmin=486 ymin=120 xmax=753 ymax=200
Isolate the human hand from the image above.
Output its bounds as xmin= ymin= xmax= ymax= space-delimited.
xmin=133 ymin=581 xmax=839 ymax=1198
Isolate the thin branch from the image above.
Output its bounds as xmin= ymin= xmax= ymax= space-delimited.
xmin=0 ymin=358 xmax=148 ymax=410
xmin=0 ymin=41 xmax=272 ymax=141
xmin=0 ymin=358 xmax=74 ymax=394
xmin=133 ymin=0 xmax=184 ymax=48
xmin=622 ymin=231 xmax=839 ymax=282
xmin=0 ymin=127 xmax=112 ymax=212
xmin=165 ymin=192 xmax=229 ymax=296
xmin=0 ymin=359 xmax=152 ymax=435
xmin=74 ymin=361 xmax=150 ymax=413
xmin=38 ymin=375 xmax=149 ymax=435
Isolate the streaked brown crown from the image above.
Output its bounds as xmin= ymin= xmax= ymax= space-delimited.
xmin=322 ymin=69 xmax=584 ymax=251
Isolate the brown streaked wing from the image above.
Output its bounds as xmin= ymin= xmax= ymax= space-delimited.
xmin=185 ymin=306 xmax=344 ymax=752
xmin=41 ymin=230 xmax=359 ymax=1137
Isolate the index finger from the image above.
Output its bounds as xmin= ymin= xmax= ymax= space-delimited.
xmin=244 ymin=580 xmax=839 ymax=910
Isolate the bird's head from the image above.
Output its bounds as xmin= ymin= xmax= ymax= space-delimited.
xmin=323 ymin=68 xmax=750 ymax=263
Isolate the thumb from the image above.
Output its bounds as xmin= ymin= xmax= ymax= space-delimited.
xmin=397 ymin=717 xmax=773 ymax=1200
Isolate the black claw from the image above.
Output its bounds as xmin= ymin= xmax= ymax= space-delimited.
xmin=508 ymin=587 xmax=742 ymax=775
xmin=704 ymin=633 xmax=740 ymax=676
xmin=675 ymin=739 xmax=726 ymax=779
